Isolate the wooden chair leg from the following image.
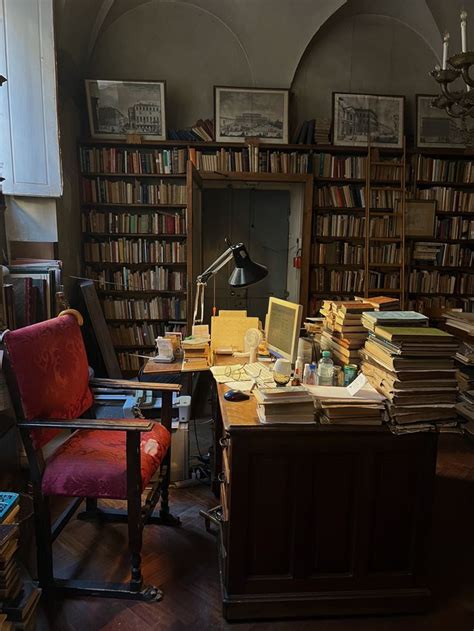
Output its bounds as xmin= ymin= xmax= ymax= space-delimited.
xmin=126 ymin=431 xmax=144 ymax=591
xmin=33 ymin=492 xmax=54 ymax=589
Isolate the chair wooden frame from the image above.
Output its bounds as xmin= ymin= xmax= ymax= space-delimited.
xmin=7 ymin=365 xmax=182 ymax=603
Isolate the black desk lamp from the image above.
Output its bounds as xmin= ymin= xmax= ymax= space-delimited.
xmin=193 ymin=238 xmax=268 ymax=325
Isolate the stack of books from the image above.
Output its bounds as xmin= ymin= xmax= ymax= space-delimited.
xmin=443 ymin=311 xmax=474 ymax=427
xmin=0 ymin=492 xmax=41 ymax=630
xmin=360 ymin=319 xmax=459 ymax=430
xmin=313 ymin=118 xmax=331 ymax=144
xmin=305 ymin=382 xmax=386 ymax=425
xmin=354 ymin=295 xmax=400 ymax=310
xmin=320 ymin=300 xmax=376 ymax=366
xmin=361 ymin=310 xmax=429 ymax=332
xmin=254 ymin=387 xmax=315 ymax=424
xmin=182 ymin=336 xmax=210 ymax=370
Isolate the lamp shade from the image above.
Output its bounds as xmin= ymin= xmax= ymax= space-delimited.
xmin=228 ymin=243 xmax=268 ymax=287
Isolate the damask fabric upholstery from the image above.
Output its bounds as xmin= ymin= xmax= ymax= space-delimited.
xmin=42 ymin=421 xmax=171 ymax=499
xmin=4 ymin=315 xmax=93 ymax=449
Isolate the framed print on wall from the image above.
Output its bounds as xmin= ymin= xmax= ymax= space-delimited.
xmin=399 ymin=199 xmax=437 ymax=238
xmin=214 ymin=86 xmax=289 ymax=144
xmin=333 ymin=92 xmax=404 ymax=149
xmin=416 ymin=94 xmax=472 ymax=149
xmin=85 ymin=79 xmax=167 ymax=141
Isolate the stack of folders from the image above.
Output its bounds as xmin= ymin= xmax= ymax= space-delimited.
xmin=320 ymin=300 xmax=376 ymax=365
xmin=254 ymin=387 xmax=315 ymax=424
xmin=305 ymin=383 xmax=386 ymax=425
xmin=360 ymin=320 xmax=459 ymax=431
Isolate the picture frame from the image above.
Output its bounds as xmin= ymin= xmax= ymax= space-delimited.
xmin=332 ymin=92 xmax=404 ymax=148
xmin=214 ymin=86 xmax=289 ymax=144
xmin=85 ymin=79 xmax=167 ymax=141
xmin=416 ymin=94 xmax=471 ymax=149
xmin=400 ymin=199 xmax=437 ymax=238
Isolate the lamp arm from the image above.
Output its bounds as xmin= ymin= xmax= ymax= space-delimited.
xmin=197 ymin=247 xmax=234 ymax=284
xmin=193 ymin=245 xmax=236 ymax=325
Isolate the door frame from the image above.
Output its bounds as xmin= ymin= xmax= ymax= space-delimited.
xmin=197 ymin=172 xmax=313 ymax=318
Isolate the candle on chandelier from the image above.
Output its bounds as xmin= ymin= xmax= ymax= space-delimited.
xmin=461 ymin=9 xmax=468 ymax=53
xmin=442 ymin=32 xmax=450 ymax=69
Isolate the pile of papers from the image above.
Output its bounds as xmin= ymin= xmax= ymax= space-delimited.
xmin=305 ymin=379 xmax=386 ymax=425
xmin=320 ymin=300 xmax=376 ymax=366
xmin=182 ymin=336 xmax=210 ymax=369
xmin=360 ymin=316 xmax=459 ymax=430
xmin=254 ymin=387 xmax=315 ymax=424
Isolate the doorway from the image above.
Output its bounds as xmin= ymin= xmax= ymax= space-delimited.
xmin=201 ymin=187 xmax=290 ymax=323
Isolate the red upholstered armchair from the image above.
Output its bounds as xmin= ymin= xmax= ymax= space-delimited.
xmin=4 ymin=312 xmax=181 ymax=602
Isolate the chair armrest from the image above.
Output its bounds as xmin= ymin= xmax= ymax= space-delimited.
xmin=90 ymin=378 xmax=181 ymax=393
xmin=17 ymin=418 xmax=154 ymax=432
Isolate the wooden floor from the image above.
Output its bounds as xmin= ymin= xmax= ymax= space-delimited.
xmin=37 ymin=434 xmax=474 ymax=631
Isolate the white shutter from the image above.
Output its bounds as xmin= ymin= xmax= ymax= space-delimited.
xmin=0 ymin=0 xmax=62 ymax=197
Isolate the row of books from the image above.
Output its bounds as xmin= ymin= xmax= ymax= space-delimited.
xmin=360 ymin=314 xmax=458 ymax=430
xmin=292 ymin=118 xmax=331 ymax=145
xmin=79 ymin=147 xmax=187 ymax=175
xmin=314 ymin=184 xmax=365 ymax=208
xmin=312 ymin=270 xmax=400 ymax=293
xmin=85 ymin=266 xmax=186 ymax=292
xmin=417 ymin=187 xmax=474 ymax=213
xmin=102 ymin=296 xmax=186 ymax=321
xmin=189 ymin=147 xmax=312 ymax=174
xmin=117 ymin=351 xmax=154 ymax=372
xmin=311 ymin=242 xmax=365 ymax=265
xmin=82 ymin=210 xmax=187 ymax=235
xmin=168 ymin=118 xmax=215 ymax=142
xmin=412 ymin=242 xmax=474 ymax=267
xmin=313 ymin=154 xmax=366 ymax=179
xmin=83 ymin=239 xmax=186 ymax=264
xmin=436 ymin=217 xmax=474 ymax=240
xmin=415 ymin=156 xmax=474 ymax=183
xmin=408 ymin=271 xmax=474 ymax=294
xmin=82 ymin=178 xmax=187 ymax=205
xmin=313 ymin=215 xmax=401 ymax=238
xmin=408 ymin=296 xmax=474 ymax=314
xmin=109 ymin=322 xmax=186 ymax=347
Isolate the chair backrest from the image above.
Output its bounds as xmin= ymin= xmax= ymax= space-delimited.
xmin=4 ymin=314 xmax=93 ymax=449
xmin=80 ymin=280 xmax=122 ymax=379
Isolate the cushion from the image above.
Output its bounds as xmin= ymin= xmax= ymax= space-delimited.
xmin=41 ymin=421 xmax=170 ymax=500
xmin=5 ymin=315 xmax=93 ymax=449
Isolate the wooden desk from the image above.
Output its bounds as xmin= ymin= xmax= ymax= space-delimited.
xmin=142 ymin=353 xmax=243 ymax=376
xmin=212 ymin=384 xmax=437 ymax=621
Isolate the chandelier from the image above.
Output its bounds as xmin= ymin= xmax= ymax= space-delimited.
xmin=430 ymin=10 xmax=474 ymax=128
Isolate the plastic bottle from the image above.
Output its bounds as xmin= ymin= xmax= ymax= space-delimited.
xmin=317 ymin=351 xmax=334 ymax=386
xmin=302 ymin=363 xmax=316 ymax=385
xmin=294 ymin=356 xmax=304 ymax=380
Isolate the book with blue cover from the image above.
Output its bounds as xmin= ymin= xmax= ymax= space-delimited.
xmin=361 ymin=310 xmax=428 ymax=331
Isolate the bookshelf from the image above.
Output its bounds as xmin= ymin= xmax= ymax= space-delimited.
xmin=78 ymin=139 xmax=474 ymax=373
xmin=309 ymin=144 xmax=407 ymax=313
xmin=79 ymin=143 xmax=193 ymax=374
xmin=407 ymin=152 xmax=474 ymax=315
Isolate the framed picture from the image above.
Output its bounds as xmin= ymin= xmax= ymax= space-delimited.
xmin=399 ymin=199 xmax=437 ymax=238
xmin=85 ymin=79 xmax=167 ymax=140
xmin=416 ymin=94 xmax=472 ymax=148
xmin=214 ymin=86 xmax=289 ymax=144
xmin=332 ymin=92 xmax=404 ymax=148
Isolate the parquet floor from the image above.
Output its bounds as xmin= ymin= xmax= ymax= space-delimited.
xmin=36 ymin=434 xmax=474 ymax=631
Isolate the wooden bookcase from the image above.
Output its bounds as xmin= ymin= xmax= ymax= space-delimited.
xmin=406 ymin=149 xmax=474 ymax=317
xmin=78 ymin=139 xmax=474 ymax=373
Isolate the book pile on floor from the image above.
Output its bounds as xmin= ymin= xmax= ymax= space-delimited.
xmin=360 ymin=315 xmax=459 ymax=434
xmin=0 ymin=493 xmax=41 ymax=630
xmin=320 ymin=300 xmax=376 ymax=366
xmin=304 ymin=382 xmax=386 ymax=425
xmin=443 ymin=311 xmax=474 ymax=434
xmin=254 ymin=387 xmax=315 ymax=424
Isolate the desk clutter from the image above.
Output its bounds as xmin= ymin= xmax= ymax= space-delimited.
xmin=0 ymin=493 xmax=41 ymax=630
